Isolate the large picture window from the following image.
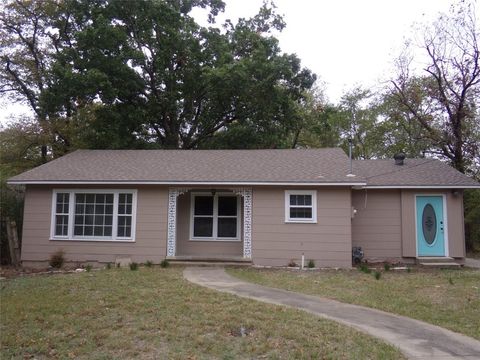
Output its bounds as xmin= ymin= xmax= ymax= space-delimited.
xmin=51 ymin=190 xmax=136 ymax=241
xmin=190 ymin=193 xmax=240 ymax=241
xmin=285 ymin=190 xmax=317 ymax=223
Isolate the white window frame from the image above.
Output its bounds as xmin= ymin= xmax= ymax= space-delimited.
xmin=285 ymin=190 xmax=317 ymax=223
xmin=189 ymin=192 xmax=241 ymax=241
xmin=50 ymin=189 xmax=137 ymax=242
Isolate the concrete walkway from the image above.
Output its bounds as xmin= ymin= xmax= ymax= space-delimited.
xmin=465 ymin=258 xmax=480 ymax=269
xmin=184 ymin=267 xmax=480 ymax=360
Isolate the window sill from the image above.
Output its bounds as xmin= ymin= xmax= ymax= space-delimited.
xmin=50 ymin=238 xmax=135 ymax=243
xmin=285 ymin=220 xmax=317 ymax=224
xmin=189 ymin=238 xmax=241 ymax=242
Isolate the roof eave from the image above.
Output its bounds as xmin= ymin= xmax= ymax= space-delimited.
xmin=357 ymin=185 xmax=480 ymax=189
xmin=7 ymin=180 xmax=367 ymax=186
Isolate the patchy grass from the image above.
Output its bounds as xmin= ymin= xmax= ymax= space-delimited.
xmin=228 ymin=267 xmax=480 ymax=340
xmin=0 ymin=267 xmax=404 ymax=359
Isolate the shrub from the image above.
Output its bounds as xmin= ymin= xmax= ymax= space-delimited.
xmin=384 ymin=263 xmax=391 ymax=271
xmin=287 ymin=259 xmax=297 ymax=267
xmin=358 ymin=263 xmax=371 ymax=274
xmin=406 ymin=267 xmax=412 ymax=273
xmin=145 ymin=260 xmax=153 ymax=268
xmin=129 ymin=262 xmax=139 ymax=271
xmin=307 ymin=259 xmax=315 ymax=268
xmin=85 ymin=264 xmax=92 ymax=272
xmin=160 ymin=259 xmax=170 ymax=268
xmin=374 ymin=271 xmax=382 ymax=280
xmin=49 ymin=250 xmax=65 ymax=268
xmin=116 ymin=262 xmax=121 ymax=268
xmin=449 ymin=277 xmax=454 ymax=285
xmin=106 ymin=262 xmax=112 ymax=270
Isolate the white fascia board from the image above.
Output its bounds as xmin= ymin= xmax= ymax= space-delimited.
xmin=7 ymin=180 xmax=367 ymax=186
xmin=358 ymin=185 xmax=480 ymax=189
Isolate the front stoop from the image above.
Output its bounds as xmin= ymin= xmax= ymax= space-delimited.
xmin=166 ymin=256 xmax=252 ymax=267
xmin=417 ymin=257 xmax=463 ymax=268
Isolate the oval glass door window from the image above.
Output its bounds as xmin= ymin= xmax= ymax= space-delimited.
xmin=422 ymin=204 xmax=437 ymax=245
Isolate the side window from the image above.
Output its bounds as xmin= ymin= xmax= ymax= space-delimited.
xmin=285 ymin=190 xmax=317 ymax=223
xmin=54 ymin=192 xmax=70 ymax=236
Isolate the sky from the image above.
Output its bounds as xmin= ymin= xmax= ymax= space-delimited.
xmin=195 ymin=0 xmax=456 ymax=101
xmin=0 ymin=0 xmax=464 ymax=124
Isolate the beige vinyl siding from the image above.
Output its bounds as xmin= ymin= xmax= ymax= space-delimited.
xmin=252 ymin=187 xmax=352 ymax=267
xmin=21 ymin=185 xmax=168 ymax=264
xmin=353 ymin=189 xmax=466 ymax=261
xmin=351 ymin=190 xmax=402 ymax=260
xmin=176 ymin=191 xmax=243 ymax=257
xmin=20 ymin=184 xmax=466 ymax=268
xmin=446 ymin=191 xmax=465 ymax=257
xmin=400 ymin=191 xmax=416 ymax=257
xmin=401 ymin=190 xmax=465 ymax=258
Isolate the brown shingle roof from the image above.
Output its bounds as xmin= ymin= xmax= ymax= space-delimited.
xmin=8 ymin=148 xmax=364 ymax=185
xmin=353 ymin=159 xmax=480 ymax=187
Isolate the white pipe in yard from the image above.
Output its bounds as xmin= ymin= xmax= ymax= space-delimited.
xmin=301 ymin=253 xmax=305 ymax=270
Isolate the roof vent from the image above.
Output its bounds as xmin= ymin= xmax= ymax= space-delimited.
xmin=394 ymin=153 xmax=406 ymax=166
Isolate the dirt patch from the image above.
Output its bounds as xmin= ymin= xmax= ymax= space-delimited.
xmin=0 ymin=265 xmax=88 ymax=279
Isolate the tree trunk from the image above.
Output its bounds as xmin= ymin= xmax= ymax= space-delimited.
xmin=5 ymin=217 xmax=20 ymax=266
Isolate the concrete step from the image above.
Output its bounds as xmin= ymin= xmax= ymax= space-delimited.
xmin=417 ymin=256 xmax=455 ymax=263
xmin=168 ymin=261 xmax=252 ymax=267
xmin=419 ymin=262 xmax=462 ymax=268
xmin=417 ymin=257 xmax=462 ymax=268
xmin=166 ymin=256 xmax=252 ymax=267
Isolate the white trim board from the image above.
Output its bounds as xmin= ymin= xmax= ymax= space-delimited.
xmin=10 ymin=180 xmax=479 ymax=189
xmin=358 ymin=185 xmax=480 ymax=189
xmin=189 ymin=192 xmax=242 ymax=242
xmin=50 ymin=189 xmax=138 ymax=242
xmin=284 ymin=190 xmax=318 ymax=224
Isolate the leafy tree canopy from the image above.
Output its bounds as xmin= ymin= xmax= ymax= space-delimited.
xmin=0 ymin=0 xmax=315 ymax=152
xmin=389 ymin=0 xmax=480 ymax=176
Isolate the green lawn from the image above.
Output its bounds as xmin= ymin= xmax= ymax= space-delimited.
xmin=228 ymin=267 xmax=480 ymax=340
xmin=0 ymin=267 xmax=404 ymax=359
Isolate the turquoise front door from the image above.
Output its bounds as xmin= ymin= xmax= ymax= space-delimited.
xmin=416 ymin=196 xmax=446 ymax=256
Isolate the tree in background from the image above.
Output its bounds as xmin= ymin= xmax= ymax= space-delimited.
xmin=390 ymin=1 xmax=480 ymax=176
xmin=378 ymin=90 xmax=433 ymax=158
xmin=0 ymin=118 xmax=48 ymax=264
xmin=297 ymin=86 xmax=394 ymax=159
xmin=44 ymin=0 xmax=314 ymax=149
xmin=0 ymin=0 xmax=61 ymax=162
xmin=291 ymin=86 xmax=343 ymax=149
xmin=1 ymin=0 xmax=315 ymax=153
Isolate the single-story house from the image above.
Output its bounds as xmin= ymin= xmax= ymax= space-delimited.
xmin=8 ymin=148 xmax=480 ymax=268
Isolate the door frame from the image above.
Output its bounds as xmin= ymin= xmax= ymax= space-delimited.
xmin=414 ymin=194 xmax=449 ymax=257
